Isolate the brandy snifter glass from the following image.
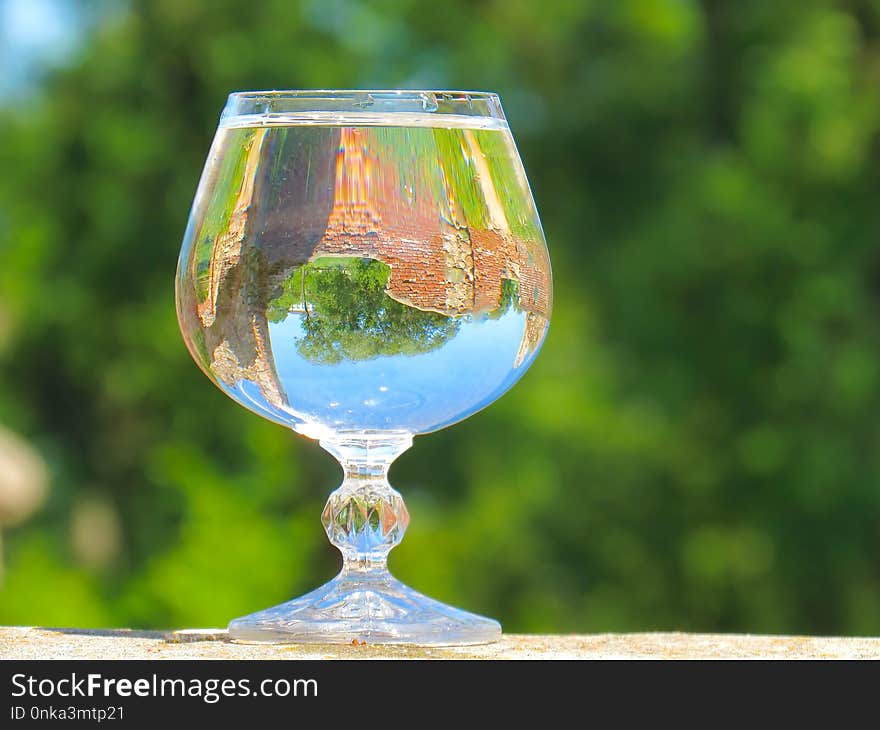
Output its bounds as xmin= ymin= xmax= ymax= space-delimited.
xmin=175 ymin=90 xmax=552 ymax=645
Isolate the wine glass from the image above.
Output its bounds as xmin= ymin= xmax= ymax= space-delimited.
xmin=175 ymin=90 xmax=552 ymax=645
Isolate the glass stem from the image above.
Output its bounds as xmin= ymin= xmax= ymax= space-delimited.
xmin=319 ymin=433 xmax=413 ymax=574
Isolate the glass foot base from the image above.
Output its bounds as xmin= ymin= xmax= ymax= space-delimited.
xmin=227 ymin=569 xmax=501 ymax=646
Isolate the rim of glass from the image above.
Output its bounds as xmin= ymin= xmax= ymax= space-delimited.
xmin=228 ymin=89 xmax=500 ymax=98
xmin=222 ymin=89 xmax=506 ymax=125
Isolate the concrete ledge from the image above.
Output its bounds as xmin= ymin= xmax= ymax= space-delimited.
xmin=1 ymin=627 xmax=879 ymax=659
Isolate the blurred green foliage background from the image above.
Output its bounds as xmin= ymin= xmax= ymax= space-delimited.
xmin=1 ymin=0 xmax=880 ymax=635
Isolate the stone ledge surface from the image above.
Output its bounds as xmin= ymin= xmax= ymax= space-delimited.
xmin=1 ymin=627 xmax=879 ymax=659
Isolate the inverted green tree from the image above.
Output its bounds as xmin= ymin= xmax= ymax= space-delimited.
xmin=268 ymin=257 xmax=463 ymax=364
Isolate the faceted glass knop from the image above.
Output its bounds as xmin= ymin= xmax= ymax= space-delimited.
xmin=321 ymin=480 xmax=409 ymax=560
